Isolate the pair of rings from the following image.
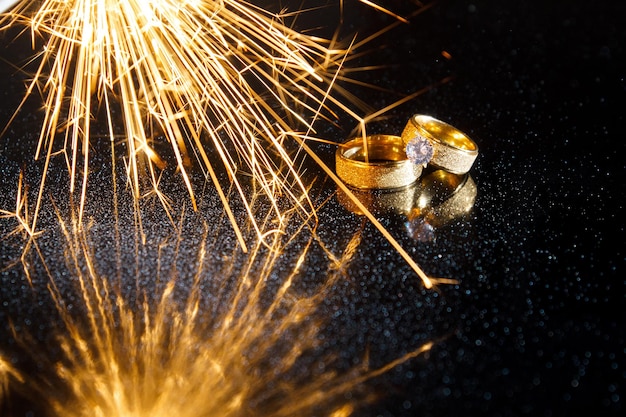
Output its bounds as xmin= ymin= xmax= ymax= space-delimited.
xmin=336 ymin=115 xmax=478 ymax=190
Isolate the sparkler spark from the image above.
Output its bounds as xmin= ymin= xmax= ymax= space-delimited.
xmin=1 ymin=192 xmax=434 ymax=417
xmin=0 ymin=171 xmax=38 ymax=239
xmin=0 ymin=354 xmax=22 ymax=407
xmin=1 ymin=0 xmax=445 ymax=285
xmin=0 ymin=0 xmax=357 ymax=249
xmin=1 ymin=2 xmax=462 ymax=414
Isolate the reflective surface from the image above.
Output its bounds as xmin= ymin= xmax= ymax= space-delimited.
xmin=1 ymin=1 xmax=624 ymax=416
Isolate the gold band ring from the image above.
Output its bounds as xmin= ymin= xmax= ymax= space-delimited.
xmin=401 ymin=114 xmax=478 ymax=174
xmin=336 ymin=134 xmax=423 ymax=189
xmin=336 ymin=182 xmax=420 ymax=216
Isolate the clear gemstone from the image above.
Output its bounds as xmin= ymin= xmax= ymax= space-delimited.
xmin=405 ymin=135 xmax=434 ymax=166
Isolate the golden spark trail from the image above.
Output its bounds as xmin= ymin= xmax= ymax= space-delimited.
xmin=1 ymin=1 xmax=447 ymax=283
xmin=0 ymin=354 xmax=23 ymax=406
xmin=0 ymin=1 xmax=459 ymax=413
xmin=0 ymin=0 xmax=352 ymax=249
xmin=1 ymin=197 xmax=433 ymax=417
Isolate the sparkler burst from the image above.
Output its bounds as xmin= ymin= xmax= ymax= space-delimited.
xmin=1 ymin=1 xmax=450 ymax=411
xmin=1 ymin=192 xmax=433 ymax=417
xmin=0 ymin=0 xmax=362 ymax=249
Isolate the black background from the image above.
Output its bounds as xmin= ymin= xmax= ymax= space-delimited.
xmin=1 ymin=1 xmax=624 ymax=416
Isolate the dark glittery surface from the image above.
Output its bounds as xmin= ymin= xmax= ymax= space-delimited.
xmin=1 ymin=1 xmax=624 ymax=416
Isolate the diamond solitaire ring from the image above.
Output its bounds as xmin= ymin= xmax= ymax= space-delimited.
xmin=401 ymin=114 xmax=478 ymax=174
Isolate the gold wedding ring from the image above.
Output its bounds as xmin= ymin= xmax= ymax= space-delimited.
xmin=336 ymin=134 xmax=422 ymax=189
xmin=401 ymin=114 xmax=478 ymax=174
xmin=336 ymin=182 xmax=420 ymax=216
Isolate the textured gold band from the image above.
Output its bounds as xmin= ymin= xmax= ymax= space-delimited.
xmin=336 ymin=182 xmax=420 ymax=216
xmin=336 ymin=134 xmax=423 ymax=189
xmin=401 ymin=114 xmax=478 ymax=174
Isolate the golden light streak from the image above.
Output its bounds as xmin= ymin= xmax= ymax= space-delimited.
xmin=0 ymin=354 xmax=23 ymax=405
xmin=0 ymin=1 xmax=451 ymax=284
xmin=0 ymin=2 xmax=463 ymax=413
xmin=2 ymin=193 xmax=434 ymax=417
xmin=0 ymin=171 xmax=50 ymax=288
xmin=355 ymin=0 xmax=410 ymax=24
xmin=0 ymin=0 xmax=356 ymax=249
xmin=0 ymin=171 xmax=39 ymax=240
